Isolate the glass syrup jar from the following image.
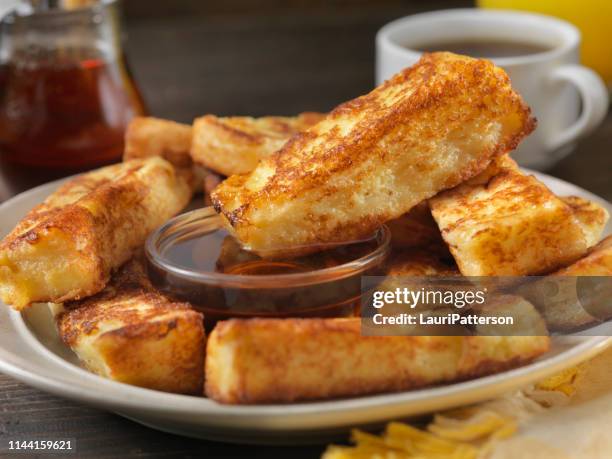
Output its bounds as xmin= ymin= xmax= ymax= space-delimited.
xmin=0 ymin=0 xmax=146 ymax=195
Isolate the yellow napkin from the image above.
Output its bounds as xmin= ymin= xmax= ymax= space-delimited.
xmin=323 ymin=344 xmax=612 ymax=459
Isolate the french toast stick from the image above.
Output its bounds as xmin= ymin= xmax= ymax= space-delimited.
xmin=191 ymin=112 xmax=325 ymax=176
xmin=430 ymin=167 xmax=588 ymax=276
xmin=521 ymin=235 xmax=612 ymax=331
xmin=205 ymin=318 xmax=549 ymax=404
xmin=124 ymin=117 xmax=193 ymax=168
xmin=552 ymin=235 xmax=612 ymax=276
xmin=384 ymin=249 xmax=459 ymax=277
xmin=0 ymin=157 xmax=191 ymax=309
xmin=54 ymin=259 xmax=205 ymax=394
xmin=123 ymin=116 xmax=206 ymax=190
xmin=561 ymin=196 xmax=609 ymax=248
xmin=213 ymin=52 xmax=535 ymax=258
xmin=386 ymin=156 xmax=519 ymax=253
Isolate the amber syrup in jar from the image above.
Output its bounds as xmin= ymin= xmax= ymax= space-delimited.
xmin=0 ymin=28 xmax=147 ymax=197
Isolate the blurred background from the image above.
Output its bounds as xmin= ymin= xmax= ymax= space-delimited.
xmin=124 ymin=0 xmax=474 ymax=120
xmin=121 ymin=0 xmax=611 ymax=120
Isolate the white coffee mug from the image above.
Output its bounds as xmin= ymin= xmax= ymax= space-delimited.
xmin=376 ymin=9 xmax=609 ymax=169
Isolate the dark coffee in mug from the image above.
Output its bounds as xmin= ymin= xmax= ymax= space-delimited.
xmin=412 ymin=39 xmax=552 ymax=58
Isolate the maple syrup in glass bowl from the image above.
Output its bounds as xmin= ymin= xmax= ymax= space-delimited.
xmin=145 ymin=207 xmax=390 ymax=327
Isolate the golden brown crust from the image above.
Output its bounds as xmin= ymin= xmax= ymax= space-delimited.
xmin=213 ymin=52 xmax=535 ymax=258
xmin=463 ymin=154 xmax=519 ymax=186
xmin=384 ymin=155 xmax=518 ymax=255
xmin=384 ymin=249 xmax=459 ymax=277
xmin=56 ymin=259 xmax=205 ymax=394
xmin=124 ymin=117 xmax=193 ymax=168
xmin=205 ymin=318 xmax=549 ymax=404
xmin=123 ymin=116 xmax=206 ymax=191
xmin=553 ymin=235 xmax=612 ymax=276
xmin=191 ymin=112 xmax=325 ymax=176
xmin=0 ymin=158 xmax=192 ymax=309
xmin=430 ymin=168 xmax=588 ymax=276
xmin=562 ymin=196 xmax=609 ymax=248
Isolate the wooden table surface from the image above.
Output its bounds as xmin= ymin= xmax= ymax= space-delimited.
xmin=1 ymin=2 xmax=611 ymax=458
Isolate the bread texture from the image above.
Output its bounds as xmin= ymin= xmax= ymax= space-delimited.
xmin=205 ymin=318 xmax=549 ymax=404
xmin=553 ymin=235 xmax=612 ymax=276
xmin=430 ymin=168 xmax=587 ymax=276
xmin=213 ymin=52 xmax=535 ymax=258
xmin=384 ymin=249 xmax=458 ymax=277
xmin=0 ymin=157 xmax=192 ymax=309
xmin=55 ymin=259 xmax=205 ymax=394
xmin=385 ymin=156 xmax=520 ymax=254
xmin=561 ymin=196 xmax=609 ymax=248
xmin=124 ymin=117 xmax=193 ymax=168
xmin=191 ymin=112 xmax=325 ymax=176
xmin=123 ymin=116 xmax=206 ymax=190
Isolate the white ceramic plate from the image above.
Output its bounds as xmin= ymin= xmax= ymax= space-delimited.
xmin=0 ymin=172 xmax=610 ymax=445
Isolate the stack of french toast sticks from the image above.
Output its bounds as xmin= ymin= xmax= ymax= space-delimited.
xmin=0 ymin=53 xmax=610 ymax=404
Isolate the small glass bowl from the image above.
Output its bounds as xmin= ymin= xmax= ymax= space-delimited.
xmin=145 ymin=207 xmax=390 ymax=325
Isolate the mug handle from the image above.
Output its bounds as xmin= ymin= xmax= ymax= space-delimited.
xmin=546 ymin=65 xmax=609 ymax=152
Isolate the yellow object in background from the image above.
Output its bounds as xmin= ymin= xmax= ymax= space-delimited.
xmin=479 ymin=0 xmax=612 ymax=84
